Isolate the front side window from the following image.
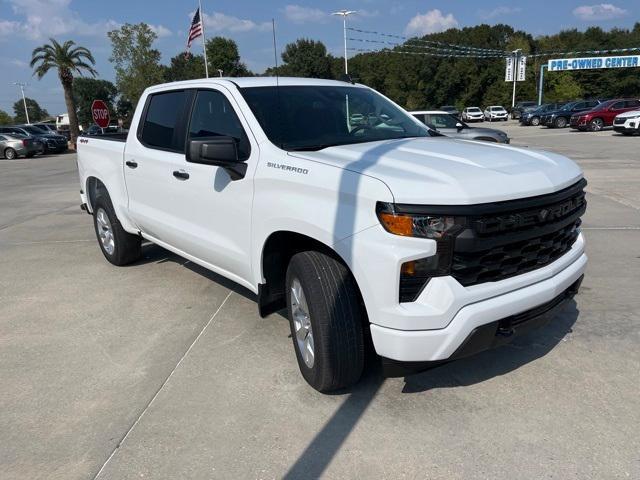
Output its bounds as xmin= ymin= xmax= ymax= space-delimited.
xmin=610 ymin=101 xmax=625 ymax=110
xmin=424 ymin=114 xmax=459 ymax=129
xmin=241 ymin=85 xmax=432 ymax=151
xmin=188 ymin=90 xmax=250 ymax=160
xmin=140 ymin=90 xmax=190 ymax=152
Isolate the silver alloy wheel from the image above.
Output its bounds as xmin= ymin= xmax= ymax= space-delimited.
xmin=5 ymin=148 xmax=16 ymax=160
xmin=591 ymin=118 xmax=604 ymax=131
xmin=290 ymin=277 xmax=314 ymax=368
xmin=96 ymin=208 xmax=115 ymax=255
xmin=531 ymin=117 xmax=540 ymax=126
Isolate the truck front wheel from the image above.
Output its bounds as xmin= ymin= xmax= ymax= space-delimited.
xmin=286 ymin=251 xmax=365 ymax=392
xmin=92 ymin=195 xmax=142 ymax=266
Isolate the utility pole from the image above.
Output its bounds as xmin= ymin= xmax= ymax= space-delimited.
xmin=12 ymin=82 xmax=30 ymax=124
xmin=511 ymin=49 xmax=522 ymax=109
xmin=332 ymin=10 xmax=356 ymax=75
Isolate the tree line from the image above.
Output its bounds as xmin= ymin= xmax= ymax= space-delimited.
xmin=3 ymin=21 xmax=640 ymax=143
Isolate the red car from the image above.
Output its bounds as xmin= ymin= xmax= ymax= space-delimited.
xmin=570 ymin=98 xmax=640 ymax=131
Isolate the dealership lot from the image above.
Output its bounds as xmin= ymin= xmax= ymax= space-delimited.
xmin=1 ymin=124 xmax=639 ymax=479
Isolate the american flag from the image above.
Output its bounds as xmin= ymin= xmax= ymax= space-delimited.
xmin=187 ymin=8 xmax=203 ymax=48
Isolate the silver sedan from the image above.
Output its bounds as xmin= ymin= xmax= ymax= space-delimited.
xmin=0 ymin=133 xmax=43 ymax=159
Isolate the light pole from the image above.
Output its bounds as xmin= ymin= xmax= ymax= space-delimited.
xmin=511 ymin=49 xmax=522 ymax=109
xmin=12 ymin=82 xmax=30 ymax=124
xmin=217 ymin=69 xmax=223 ymax=77
xmin=332 ymin=10 xmax=356 ymax=75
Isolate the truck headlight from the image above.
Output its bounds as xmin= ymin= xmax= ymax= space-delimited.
xmin=377 ymin=202 xmax=465 ymax=302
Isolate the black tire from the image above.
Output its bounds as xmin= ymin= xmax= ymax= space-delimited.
xmin=92 ymin=195 xmax=141 ymax=266
xmin=286 ymin=251 xmax=365 ymax=392
xmin=589 ymin=118 xmax=604 ymax=132
xmin=554 ymin=117 xmax=567 ymax=128
xmin=26 ymin=152 xmax=35 ymax=158
xmin=4 ymin=148 xmax=17 ymax=160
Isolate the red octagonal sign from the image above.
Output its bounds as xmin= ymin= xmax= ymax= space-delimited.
xmin=91 ymin=100 xmax=110 ymax=129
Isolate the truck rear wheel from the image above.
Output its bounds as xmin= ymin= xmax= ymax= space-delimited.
xmin=92 ymin=195 xmax=141 ymax=266
xmin=286 ymin=251 xmax=364 ymax=392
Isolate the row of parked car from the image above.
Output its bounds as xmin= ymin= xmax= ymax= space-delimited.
xmin=0 ymin=124 xmax=69 ymax=159
xmin=440 ymin=105 xmax=509 ymax=122
xmin=518 ymin=98 xmax=640 ymax=134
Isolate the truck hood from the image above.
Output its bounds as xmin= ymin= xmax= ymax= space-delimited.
xmin=289 ymin=137 xmax=583 ymax=205
xmin=615 ymin=109 xmax=640 ymax=119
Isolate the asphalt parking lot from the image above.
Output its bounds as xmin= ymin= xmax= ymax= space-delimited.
xmin=1 ymin=124 xmax=639 ymax=480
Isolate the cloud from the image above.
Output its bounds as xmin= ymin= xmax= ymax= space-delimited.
xmin=572 ymin=3 xmax=627 ymax=21
xmin=283 ymin=5 xmax=327 ymax=24
xmin=2 ymin=0 xmax=120 ymax=39
xmin=148 ymin=24 xmax=172 ymax=38
xmin=478 ymin=6 xmax=522 ymax=20
xmin=404 ymin=9 xmax=458 ymax=36
xmin=202 ymin=11 xmax=270 ymax=33
xmin=10 ymin=58 xmax=28 ymax=67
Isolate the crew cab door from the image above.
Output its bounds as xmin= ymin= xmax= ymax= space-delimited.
xmin=124 ymin=86 xmax=257 ymax=285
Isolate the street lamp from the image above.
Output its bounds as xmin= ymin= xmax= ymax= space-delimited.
xmin=332 ymin=10 xmax=356 ymax=75
xmin=11 ymin=82 xmax=30 ymax=124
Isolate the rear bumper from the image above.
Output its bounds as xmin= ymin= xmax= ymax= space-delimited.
xmin=369 ymin=248 xmax=587 ymax=363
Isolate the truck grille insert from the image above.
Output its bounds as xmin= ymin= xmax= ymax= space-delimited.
xmin=449 ymin=180 xmax=586 ymax=287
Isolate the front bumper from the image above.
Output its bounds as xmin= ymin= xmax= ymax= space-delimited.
xmin=370 ymin=247 xmax=587 ymax=363
xmin=613 ymin=119 xmax=639 ymax=133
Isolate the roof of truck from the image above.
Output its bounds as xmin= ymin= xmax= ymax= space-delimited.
xmin=147 ymin=77 xmax=364 ymax=92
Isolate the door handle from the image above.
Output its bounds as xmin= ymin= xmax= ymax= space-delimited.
xmin=173 ymin=170 xmax=190 ymax=180
xmin=125 ymin=160 xmax=138 ymax=169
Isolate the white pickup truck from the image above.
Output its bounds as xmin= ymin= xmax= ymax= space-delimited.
xmin=77 ymin=77 xmax=587 ymax=392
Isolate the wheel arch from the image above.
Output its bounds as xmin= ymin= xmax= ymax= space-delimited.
xmin=257 ymin=230 xmax=366 ymax=320
xmin=85 ymin=176 xmax=109 ymax=212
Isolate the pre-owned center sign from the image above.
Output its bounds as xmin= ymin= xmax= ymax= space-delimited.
xmin=548 ymin=55 xmax=640 ymax=71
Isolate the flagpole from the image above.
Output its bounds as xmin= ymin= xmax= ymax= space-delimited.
xmin=199 ymin=0 xmax=209 ymax=78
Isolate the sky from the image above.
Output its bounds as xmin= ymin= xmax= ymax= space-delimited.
xmin=0 ymin=0 xmax=639 ymax=116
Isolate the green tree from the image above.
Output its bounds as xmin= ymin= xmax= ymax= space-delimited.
xmin=73 ymin=78 xmax=117 ymax=128
xmin=108 ymin=23 xmax=163 ymax=108
xmin=546 ymin=72 xmax=583 ymax=102
xmin=12 ymin=97 xmax=49 ymax=123
xmin=115 ymin=97 xmax=134 ymax=128
xmin=205 ymin=37 xmax=251 ymax=76
xmin=163 ymin=52 xmax=206 ymax=82
xmin=0 ymin=110 xmax=13 ymax=125
xmin=30 ymin=38 xmax=97 ymax=144
xmin=276 ymin=39 xmax=332 ymax=78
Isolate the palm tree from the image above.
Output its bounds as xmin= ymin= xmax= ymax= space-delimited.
xmin=30 ymin=39 xmax=97 ymax=146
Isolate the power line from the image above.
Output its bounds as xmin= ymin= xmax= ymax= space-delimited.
xmin=347 ymin=38 xmax=509 ymax=57
xmin=347 ymin=27 xmax=508 ymax=54
xmin=348 ymin=47 xmax=507 ymax=59
xmin=528 ymin=46 xmax=640 ymax=58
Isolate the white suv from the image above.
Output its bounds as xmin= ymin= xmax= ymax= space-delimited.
xmin=484 ymin=106 xmax=508 ymax=122
xmin=461 ymin=107 xmax=484 ymax=122
xmin=613 ymin=109 xmax=640 ymax=135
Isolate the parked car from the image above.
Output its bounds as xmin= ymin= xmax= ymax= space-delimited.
xmin=0 ymin=125 xmax=68 ymax=153
xmin=511 ymin=101 xmax=537 ymax=119
xmin=613 ymin=109 xmax=640 ymax=135
xmin=439 ymin=105 xmax=459 ymax=117
xmin=570 ymin=99 xmax=640 ymax=131
xmin=410 ymin=110 xmax=509 ymax=143
xmin=0 ymin=133 xmax=43 ymax=159
xmin=520 ymin=102 xmax=568 ymax=126
xmin=32 ymin=123 xmax=59 ymax=134
xmin=82 ymin=124 xmax=122 ymax=136
xmin=540 ymin=100 xmax=601 ymax=128
xmin=77 ymin=77 xmax=586 ymax=392
xmin=461 ymin=107 xmax=484 ymax=122
xmin=484 ymin=106 xmax=508 ymax=122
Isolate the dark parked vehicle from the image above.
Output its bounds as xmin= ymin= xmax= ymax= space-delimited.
xmin=439 ymin=105 xmax=459 ymax=117
xmin=32 ymin=123 xmax=59 ymax=134
xmin=410 ymin=110 xmax=510 ymax=143
xmin=520 ymin=102 xmax=568 ymax=126
xmin=511 ymin=101 xmax=537 ymax=119
xmin=540 ymin=100 xmax=602 ymax=128
xmin=570 ymin=98 xmax=640 ymax=131
xmin=0 ymin=125 xmax=68 ymax=153
xmin=0 ymin=133 xmax=43 ymax=159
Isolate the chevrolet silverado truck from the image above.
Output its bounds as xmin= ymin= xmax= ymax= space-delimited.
xmin=77 ymin=78 xmax=587 ymax=392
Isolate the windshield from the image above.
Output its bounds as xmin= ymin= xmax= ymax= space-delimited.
xmin=241 ymin=86 xmax=432 ymax=151
xmin=560 ymin=102 xmax=577 ymax=111
xmin=490 ymin=106 xmax=505 ymax=111
xmin=423 ymin=113 xmax=461 ymax=129
xmin=22 ymin=126 xmax=46 ymax=135
xmin=467 ymin=108 xmax=481 ymax=113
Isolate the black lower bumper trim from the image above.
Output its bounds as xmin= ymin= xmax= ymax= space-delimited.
xmin=381 ymin=275 xmax=584 ymax=378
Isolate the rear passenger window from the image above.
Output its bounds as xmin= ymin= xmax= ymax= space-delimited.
xmin=625 ymin=100 xmax=640 ymax=108
xmin=611 ymin=101 xmax=625 ymax=110
xmin=140 ymin=90 xmax=190 ymax=152
xmin=187 ymin=90 xmax=250 ymax=160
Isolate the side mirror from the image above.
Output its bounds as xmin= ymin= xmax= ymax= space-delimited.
xmin=187 ymin=136 xmax=247 ymax=181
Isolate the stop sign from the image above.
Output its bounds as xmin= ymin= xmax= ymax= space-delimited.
xmin=91 ymin=100 xmax=110 ymax=128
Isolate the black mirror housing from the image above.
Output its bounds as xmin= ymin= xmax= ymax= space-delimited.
xmin=187 ymin=136 xmax=247 ymax=180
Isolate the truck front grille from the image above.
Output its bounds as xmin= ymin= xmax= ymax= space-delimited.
xmin=449 ymin=179 xmax=586 ymax=287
